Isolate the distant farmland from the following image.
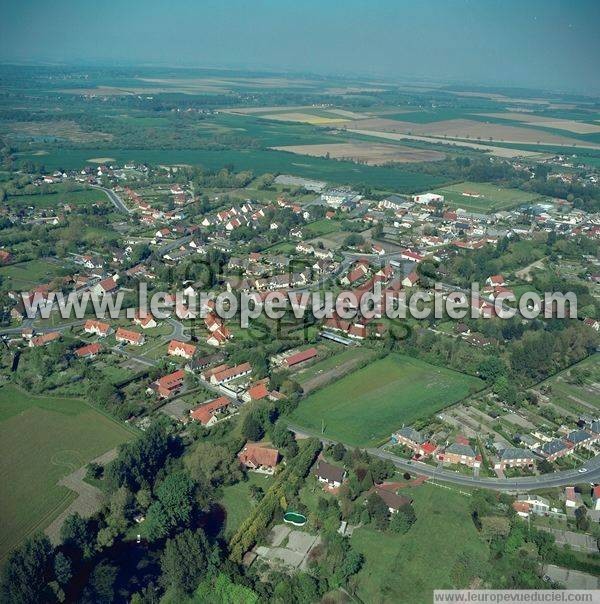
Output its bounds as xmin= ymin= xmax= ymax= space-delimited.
xmin=17 ymin=147 xmax=447 ymax=192
xmin=290 ymin=354 xmax=483 ymax=446
xmin=432 ymin=181 xmax=541 ymax=212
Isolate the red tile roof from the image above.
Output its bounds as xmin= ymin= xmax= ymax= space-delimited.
xmin=283 ymin=347 xmax=318 ymax=368
xmin=115 ymin=327 xmax=144 ymax=344
xmin=31 ymin=332 xmax=61 ymax=346
xmin=247 ymin=382 xmax=269 ymax=401
xmin=167 ymin=339 xmax=197 ymax=358
xmin=189 ymin=396 xmax=231 ymax=425
xmin=75 ymin=342 xmax=101 ymax=358
xmin=238 ymin=443 xmax=279 ymax=469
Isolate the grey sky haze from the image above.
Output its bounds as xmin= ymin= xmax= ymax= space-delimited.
xmin=1 ymin=0 xmax=599 ymax=94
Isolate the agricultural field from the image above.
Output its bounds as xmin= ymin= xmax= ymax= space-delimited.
xmin=272 ymin=141 xmax=445 ymax=165
xmin=290 ymin=354 xmax=483 ymax=446
xmin=0 ymin=384 xmax=135 ymax=561
xmin=432 ymin=181 xmax=541 ymax=212
xmin=7 ymin=186 xmax=107 ymax=209
xmin=351 ymin=483 xmax=488 ymax=604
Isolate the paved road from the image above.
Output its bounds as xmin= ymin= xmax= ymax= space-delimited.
xmin=91 ymin=185 xmax=132 ymax=214
xmin=286 ymin=423 xmax=600 ymax=492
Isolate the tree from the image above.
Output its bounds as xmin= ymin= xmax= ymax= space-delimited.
xmin=53 ymin=552 xmax=72 ymax=587
xmin=331 ymin=442 xmax=346 ymax=462
xmin=60 ymin=513 xmax=96 ymax=559
xmin=185 ymin=442 xmax=242 ymax=491
xmin=81 ymin=561 xmax=117 ymax=604
xmin=160 ymin=528 xmax=218 ymax=595
xmin=241 ymin=413 xmax=264 ymax=442
xmin=365 ymin=492 xmax=389 ymax=530
xmin=0 ymin=534 xmax=54 ymax=604
xmin=146 ymin=471 xmax=195 ymax=540
xmin=389 ymin=505 xmax=416 ymax=534
xmin=575 ymin=505 xmax=590 ymax=532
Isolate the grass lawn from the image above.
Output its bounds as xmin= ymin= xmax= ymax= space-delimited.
xmin=0 ymin=259 xmax=69 ymax=290
xmin=290 ymin=354 xmax=483 ymax=446
xmin=432 ymin=181 xmax=540 ymax=213
xmin=294 ymin=347 xmax=377 ymax=386
xmin=303 ymin=219 xmax=340 ymax=237
xmin=0 ymin=384 xmax=135 ymax=562
xmin=219 ymin=473 xmax=272 ymax=537
xmin=7 ymin=186 xmax=107 ymax=208
xmin=351 ymin=483 xmax=488 ymax=603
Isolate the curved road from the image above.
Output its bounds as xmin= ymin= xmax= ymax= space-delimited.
xmin=90 ymin=185 xmax=132 ymax=214
xmin=287 ymin=423 xmax=600 ymax=492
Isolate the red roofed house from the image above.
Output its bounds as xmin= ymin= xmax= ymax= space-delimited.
xmin=150 ymin=369 xmax=186 ymax=398
xmin=167 ymin=339 xmax=197 ymax=360
xmin=115 ymin=327 xmax=145 ymax=346
xmin=75 ymin=342 xmax=102 ymax=359
xmin=244 ymin=381 xmax=270 ymax=402
xmin=401 ymin=271 xmax=419 ymax=288
xmin=30 ymin=332 xmax=61 ymax=348
xmin=512 ymin=500 xmax=531 ymax=518
xmin=565 ymin=486 xmax=578 ymax=509
xmin=238 ymin=443 xmax=279 ymax=473
xmin=282 ymin=347 xmax=318 ymax=368
xmin=84 ymin=319 xmax=111 ymax=337
xmin=133 ymin=311 xmax=157 ymax=329
xmin=210 ymin=362 xmax=252 ymax=385
xmin=93 ymin=276 xmax=118 ymax=296
xmin=0 ymin=250 xmax=12 ymax=264
xmin=189 ymin=396 xmax=232 ymax=426
xmin=207 ymin=326 xmax=231 ymax=347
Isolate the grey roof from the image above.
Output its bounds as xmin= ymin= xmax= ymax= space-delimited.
xmin=313 ymin=459 xmax=345 ymax=483
xmin=542 ymin=439 xmax=567 ymax=455
xmin=446 ymin=443 xmax=476 ymax=457
xmin=566 ymin=430 xmax=591 ymax=444
xmin=396 ymin=426 xmax=425 ymax=445
xmin=591 ymin=421 xmax=600 ymax=434
xmin=500 ymin=447 xmax=534 ymax=461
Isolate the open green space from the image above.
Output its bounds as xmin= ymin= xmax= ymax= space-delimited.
xmin=432 ymin=181 xmax=541 ymax=212
xmin=7 ymin=186 xmax=106 ymax=209
xmin=0 ymin=258 xmax=69 ymax=290
xmin=0 ymin=384 xmax=135 ymax=561
xmin=351 ymin=483 xmax=488 ymax=604
xmin=219 ymin=473 xmax=272 ymax=537
xmin=290 ymin=354 xmax=483 ymax=445
xmin=17 ymin=147 xmax=447 ymax=193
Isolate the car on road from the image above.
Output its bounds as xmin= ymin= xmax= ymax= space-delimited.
xmin=578 ymin=468 xmax=588 ymax=473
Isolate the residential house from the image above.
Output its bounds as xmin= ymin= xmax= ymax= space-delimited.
xmin=115 ymin=327 xmax=145 ymax=346
xmin=83 ymin=319 xmax=111 ymax=337
xmin=74 ymin=343 xmax=102 ymax=359
xmin=238 ymin=443 xmax=279 ymax=474
xmin=150 ymin=369 xmax=186 ymax=398
xmin=541 ymin=439 xmax=570 ymax=461
xmin=185 ymin=352 xmax=226 ymax=373
xmin=93 ymin=276 xmax=118 ymax=296
xmin=373 ymin=486 xmax=413 ymax=514
xmin=441 ymin=442 xmax=481 ymax=468
xmin=133 ymin=312 xmax=157 ymax=329
xmin=167 ymin=339 xmax=197 ymax=360
xmin=189 ymin=396 xmax=232 ymax=427
xmin=29 ymin=332 xmax=61 ymax=348
xmin=494 ymin=447 xmax=535 ymax=470
xmin=210 ymin=362 xmax=252 ymax=385
xmin=401 ymin=271 xmax=419 ymax=288
xmin=313 ymin=458 xmax=346 ymax=489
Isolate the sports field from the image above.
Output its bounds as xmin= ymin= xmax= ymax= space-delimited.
xmin=432 ymin=181 xmax=540 ymax=212
xmin=290 ymin=354 xmax=483 ymax=445
xmin=0 ymin=384 xmax=135 ymax=561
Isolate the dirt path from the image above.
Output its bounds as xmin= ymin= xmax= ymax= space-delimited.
xmin=45 ymin=448 xmax=118 ymax=544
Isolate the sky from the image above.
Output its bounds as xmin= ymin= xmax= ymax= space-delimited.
xmin=1 ymin=0 xmax=599 ymax=94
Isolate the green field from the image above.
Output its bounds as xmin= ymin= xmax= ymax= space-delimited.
xmin=219 ymin=473 xmax=272 ymax=537
xmin=7 ymin=186 xmax=106 ymax=209
xmin=17 ymin=147 xmax=447 ymax=193
xmin=302 ymin=219 xmax=341 ymax=237
xmin=0 ymin=259 xmax=68 ymax=290
xmin=433 ymin=181 xmax=541 ymax=212
xmin=351 ymin=483 xmax=488 ymax=603
xmin=0 ymin=384 xmax=135 ymax=561
xmin=290 ymin=354 xmax=483 ymax=445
